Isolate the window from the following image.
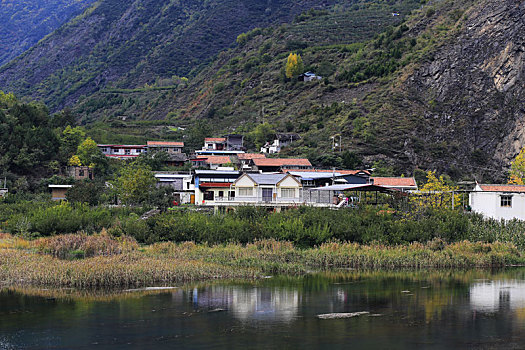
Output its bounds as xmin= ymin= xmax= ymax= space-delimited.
xmin=125 ymin=149 xmax=131 ymax=155
xmin=281 ymin=188 xmax=296 ymax=198
xmin=238 ymin=187 xmax=253 ymax=196
xmin=501 ymin=195 xmax=512 ymax=207
xmin=204 ymin=191 xmax=214 ymax=201
xmin=218 ymin=191 xmax=224 ymax=198
xmin=78 ymin=170 xmax=84 ymax=177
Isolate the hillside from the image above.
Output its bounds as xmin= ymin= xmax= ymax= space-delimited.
xmin=78 ymin=0 xmax=524 ymax=181
xmin=0 ymin=0 xmax=95 ymax=66
xmin=0 ymin=0 xmax=343 ymax=111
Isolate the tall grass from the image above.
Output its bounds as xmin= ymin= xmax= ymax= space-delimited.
xmin=1 ymin=234 xmax=523 ymax=288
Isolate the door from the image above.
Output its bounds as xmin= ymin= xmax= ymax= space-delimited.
xmin=262 ymin=188 xmax=273 ymax=202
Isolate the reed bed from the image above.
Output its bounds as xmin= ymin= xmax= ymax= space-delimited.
xmin=1 ymin=234 xmax=524 ymax=288
xmin=144 ymin=238 xmax=525 ymax=275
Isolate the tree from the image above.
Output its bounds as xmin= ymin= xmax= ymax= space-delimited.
xmin=412 ymin=171 xmax=460 ymax=209
xmin=68 ymin=155 xmax=82 ymax=166
xmin=114 ymin=164 xmax=156 ymax=206
xmin=133 ymin=151 xmax=169 ymax=171
xmin=75 ymin=137 xmax=108 ymax=173
xmin=251 ymin=122 xmax=275 ymax=149
xmin=285 ymin=53 xmax=304 ymax=79
xmin=60 ymin=125 xmax=85 ymax=162
xmin=66 ymin=179 xmax=105 ymax=206
xmin=508 ymin=147 xmax=525 ymax=185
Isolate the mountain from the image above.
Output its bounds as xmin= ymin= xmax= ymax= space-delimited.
xmin=0 ymin=0 xmax=346 ymax=111
xmin=3 ymin=0 xmax=524 ymax=181
xmin=80 ymin=0 xmax=523 ymax=181
xmin=0 ymin=0 xmax=95 ymax=66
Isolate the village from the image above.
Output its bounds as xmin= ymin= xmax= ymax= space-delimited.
xmin=40 ymin=133 xmax=525 ymax=221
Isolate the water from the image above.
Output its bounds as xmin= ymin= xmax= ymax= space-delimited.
xmin=2 ymin=269 xmax=525 ymax=349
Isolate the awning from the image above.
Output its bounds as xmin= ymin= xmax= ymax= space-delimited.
xmin=199 ymin=182 xmax=232 ymax=188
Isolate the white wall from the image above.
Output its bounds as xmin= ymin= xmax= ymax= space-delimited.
xmin=470 ymin=191 xmax=525 ymax=220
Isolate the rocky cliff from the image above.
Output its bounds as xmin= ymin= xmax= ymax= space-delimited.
xmin=395 ymin=0 xmax=525 ymax=179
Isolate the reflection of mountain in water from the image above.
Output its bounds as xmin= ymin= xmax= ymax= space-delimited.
xmin=190 ymin=286 xmax=299 ymax=322
xmin=470 ymin=280 xmax=525 ymax=312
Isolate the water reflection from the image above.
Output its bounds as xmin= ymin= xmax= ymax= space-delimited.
xmin=470 ymin=280 xmax=525 ymax=312
xmin=188 ymin=285 xmax=299 ymax=321
xmin=3 ymin=269 xmax=525 ymax=349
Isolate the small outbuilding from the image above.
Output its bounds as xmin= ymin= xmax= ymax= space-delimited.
xmin=469 ymin=184 xmax=525 ymax=221
xmin=49 ymin=185 xmax=73 ymax=201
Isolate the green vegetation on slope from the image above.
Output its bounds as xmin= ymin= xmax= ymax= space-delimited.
xmin=0 ymin=0 xmax=95 ymax=66
xmin=0 ymin=0 xmax=341 ymax=111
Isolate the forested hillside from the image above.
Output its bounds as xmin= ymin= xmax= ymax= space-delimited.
xmin=78 ymin=0 xmax=525 ymax=181
xmin=0 ymin=0 xmax=343 ymax=111
xmin=0 ymin=0 xmax=95 ymax=66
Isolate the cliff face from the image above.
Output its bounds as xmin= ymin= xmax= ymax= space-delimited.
xmin=400 ymin=0 xmax=525 ymax=177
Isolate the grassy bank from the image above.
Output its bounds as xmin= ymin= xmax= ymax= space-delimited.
xmin=1 ymin=233 xmax=524 ymax=288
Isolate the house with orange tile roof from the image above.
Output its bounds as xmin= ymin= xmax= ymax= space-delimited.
xmin=147 ymin=141 xmax=184 ymax=154
xmin=470 ymin=184 xmax=525 ymax=220
xmin=251 ymin=158 xmax=312 ymax=172
xmin=371 ymin=177 xmax=418 ymax=192
xmin=203 ymin=137 xmax=227 ymax=151
xmin=234 ymin=153 xmax=266 ymax=171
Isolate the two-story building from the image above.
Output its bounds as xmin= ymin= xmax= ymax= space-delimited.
xmin=147 ymin=141 xmax=184 ymax=154
xmin=234 ymin=153 xmax=266 ymax=171
xmin=260 ymin=133 xmax=301 ymax=154
xmin=154 ymin=172 xmax=195 ymax=204
xmin=98 ymin=144 xmax=146 ymax=159
xmin=194 ymin=170 xmax=240 ymax=205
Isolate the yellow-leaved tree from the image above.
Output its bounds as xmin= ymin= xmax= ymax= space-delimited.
xmin=68 ymin=155 xmax=82 ymax=166
xmin=285 ymin=53 xmax=304 ymax=79
xmin=412 ymin=171 xmax=461 ymax=209
xmin=508 ymin=147 xmax=525 ymax=185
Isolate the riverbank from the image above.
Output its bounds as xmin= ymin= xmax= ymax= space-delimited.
xmin=1 ymin=233 xmax=524 ymax=288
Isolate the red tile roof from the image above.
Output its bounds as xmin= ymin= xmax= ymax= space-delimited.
xmin=253 ymin=158 xmax=312 ymax=167
xmin=147 ymin=141 xmax=184 ymax=147
xmin=372 ymin=177 xmax=417 ymax=188
xmin=204 ymin=156 xmax=232 ymax=165
xmin=237 ymin=153 xmax=266 ymax=160
xmin=478 ymin=184 xmax=525 ymax=192
xmin=205 ymin=138 xmax=226 ymax=142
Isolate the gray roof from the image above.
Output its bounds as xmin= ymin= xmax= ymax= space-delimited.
xmin=310 ymin=184 xmax=391 ymax=192
xmin=289 ymin=171 xmax=343 ymax=180
xmin=247 ymin=173 xmax=288 ymax=185
xmin=167 ymin=153 xmax=188 ymax=162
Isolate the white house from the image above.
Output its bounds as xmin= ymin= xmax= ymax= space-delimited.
xmin=260 ymin=133 xmax=301 ymax=154
xmin=154 ymin=173 xmax=194 ymax=204
xmin=469 ymin=184 xmax=525 ymax=220
xmin=230 ymin=173 xmax=303 ymax=205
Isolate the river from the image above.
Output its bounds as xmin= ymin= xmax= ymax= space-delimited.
xmin=2 ymin=269 xmax=525 ymax=349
